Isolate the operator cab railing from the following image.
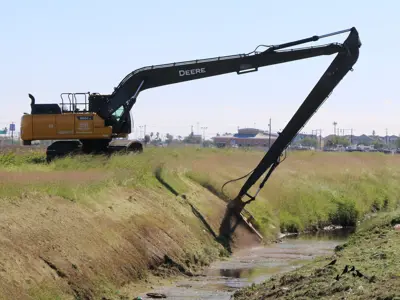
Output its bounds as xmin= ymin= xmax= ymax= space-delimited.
xmin=60 ymin=93 xmax=90 ymax=113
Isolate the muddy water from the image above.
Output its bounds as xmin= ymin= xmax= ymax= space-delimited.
xmin=139 ymin=229 xmax=353 ymax=300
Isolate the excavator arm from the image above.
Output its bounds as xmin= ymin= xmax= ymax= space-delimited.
xmin=226 ymin=27 xmax=361 ymax=214
xmin=95 ymin=28 xmax=361 ymax=134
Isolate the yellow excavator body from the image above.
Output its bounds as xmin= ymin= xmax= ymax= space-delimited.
xmin=20 ymin=112 xmax=113 ymax=144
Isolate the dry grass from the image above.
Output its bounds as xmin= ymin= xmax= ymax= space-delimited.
xmin=1 ymin=147 xmax=400 ymax=299
xmin=176 ymin=149 xmax=400 ymax=235
xmin=2 ymin=147 xmax=400 ymax=232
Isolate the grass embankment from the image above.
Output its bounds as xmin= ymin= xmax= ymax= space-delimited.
xmin=1 ymin=147 xmax=400 ymax=299
xmin=164 ymin=148 xmax=400 ymax=237
xmin=0 ymin=148 xmax=236 ymax=300
xmin=233 ymin=211 xmax=400 ymax=299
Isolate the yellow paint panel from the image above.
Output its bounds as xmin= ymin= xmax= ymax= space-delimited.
xmin=56 ymin=114 xmax=75 ymax=136
xmin=32 ymin=115 xmax=57 ymax=138
xmin=21 ymin=112 xmax=113 ymax=141
xmin=93 ymin=114 xmax=106 ymax=128
xmin=20 ymin=115 xmax=33 ymax=140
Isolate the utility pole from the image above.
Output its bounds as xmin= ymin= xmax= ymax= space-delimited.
xmin=350 ymin=128 xmax=353 ymax=144
xmin=144 ymin=125 xmax=146 ymax=138
xmin=139 ymin=125 xmax=143 ymax=139
xmin=340 ymin=128 xmax=352 ymax=145
xmin=319 ymin=129 xmax=322 ymax=150
xmin=201 ymin=127 xmax=207 ymax=143
xmin=312 ymin=129 xmax=322 ymax=150
xmin=386 ymin=128 xmax=388 ymax=145
xmin=333 ymin=122 xmax=337 ymax=136
xmin=268 ymin=118 xmax=272 ymax=148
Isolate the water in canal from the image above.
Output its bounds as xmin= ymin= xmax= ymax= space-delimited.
xmin=138 ymin=228 xmax=353 ymax=299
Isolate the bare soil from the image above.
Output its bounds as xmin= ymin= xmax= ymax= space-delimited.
xmin=0 ymin=182 xmax=261 ymax=300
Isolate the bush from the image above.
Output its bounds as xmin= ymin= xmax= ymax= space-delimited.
xmin=329 ymin=198 xmax=359 ymax=227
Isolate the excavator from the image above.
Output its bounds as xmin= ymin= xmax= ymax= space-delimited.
xmin=20 ymin=27 xmax=361 ymax=216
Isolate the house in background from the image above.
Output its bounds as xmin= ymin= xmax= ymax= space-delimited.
xmin=213 ymin=128 xmax=278 ymax=148
xmin=291 ymin=133 xmax=318 ymax=143
xmin=352 ymin=134 xmax=373 ymax=145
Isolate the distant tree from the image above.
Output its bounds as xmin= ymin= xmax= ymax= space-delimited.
xmin=372 ymin=130 xmax=376 ymax=136
xmin=165 ymin=133 xmax=173 ymax=144
xmin=298 ymin=137 xmax=318 ymax=148
xmin=372 ymin=140 xmax=385 ymax=150
xmin=183 ymin=132 xmax=202 ymax=144
xmin=325 ymin=136 xmax=350 ymax=147
xmin=202 ymin=140 xmax=214 ymax=147
xmin=395 ymin=138 xmax=400 ymax=149
xmin=144 ymin=134 xmax=150 ymax=145
xmin=183 ymin=133 xmax=194 ymax=143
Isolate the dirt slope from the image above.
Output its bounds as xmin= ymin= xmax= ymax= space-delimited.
xmin=0 ymin=180 xmax=260 ymax=300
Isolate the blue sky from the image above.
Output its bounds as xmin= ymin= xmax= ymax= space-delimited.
xmin=1 ymin=1 xmax=398 ymax=139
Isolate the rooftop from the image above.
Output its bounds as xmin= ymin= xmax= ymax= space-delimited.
xmin=213 ymin=128 xmax=279 ymax=140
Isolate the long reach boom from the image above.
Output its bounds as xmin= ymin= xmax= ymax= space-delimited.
xmin=90 ymin=28 xmax=361 ymax=137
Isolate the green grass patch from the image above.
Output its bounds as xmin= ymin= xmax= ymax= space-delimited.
xmin=26 ymin=283 xmax=64 ymax=300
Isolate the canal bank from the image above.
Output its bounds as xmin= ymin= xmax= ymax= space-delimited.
xmin=233 ymin=211 xmax=400 ymax=299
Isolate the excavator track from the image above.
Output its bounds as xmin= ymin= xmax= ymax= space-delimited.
xmin=45 ymin=139 xmax=143 ymax=163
